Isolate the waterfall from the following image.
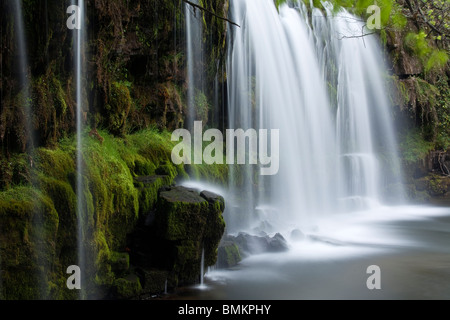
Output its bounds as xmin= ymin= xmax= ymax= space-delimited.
xmin=10 ymin=0 xmax=49 ymax=299
xmin=74 ymin=0 xmax=86 ymax=300
xmin=185 ymin=0 xmax=204 ymax=131
xmin=226 ymin=0 xmax=403 ymax=233
xmin=200 ymin=247 xmax=205 ymax=286
xmin=321 ymin=5 xmax=404 ymax=210
xmin=12 ymin=0 xmax=34 ymax=151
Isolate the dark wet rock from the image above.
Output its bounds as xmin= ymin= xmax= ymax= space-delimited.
xmin=290 ymin=229 xmax=306 ymax=242
xmin=217 ymin=241 xmax=241 ymax=269
xmin=222 ymin=232 xmax=289 ymax=258
xmin=110 ymin=252 xmax=130 ymax=275
xmin=269 ymin=233 xmax=289 ymax=252
xmin=113 ymin=274 xmax=142 ymax=300
xmin=135 ymin=268 xmax=169 ymax=294
xmin=152 ymin=186 xmax=225 ymax=285
xmin=200 ymin=190 xmax=225 ymax=212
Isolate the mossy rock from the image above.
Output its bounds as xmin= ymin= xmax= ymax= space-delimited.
xmin=155 ymin=186 xmax=210 ymax=241
xmin=135 ymin=268 xmax=168 ymax=294
xmin=110 ymin=252 xmax=130 ymax=275
xmin=200 ymin=191 xmax=226 ymax=266
xmin=0 ymin=187 xmax=60 ymax=300
xmin=217 ymin=242 xmax=241 ymax=269
xmin=428 ymin=176 xmax=448 ymax=197
xmin=154 ymin=186 xmax=225 ymax=284
xmin=114 ymin=274 xmax=142 ymax=300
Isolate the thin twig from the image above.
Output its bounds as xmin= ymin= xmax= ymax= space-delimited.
xmin=337 ymin=31 xmax=376 ymax=40
xmin=182 ymin=0 xmax=240 ymax=28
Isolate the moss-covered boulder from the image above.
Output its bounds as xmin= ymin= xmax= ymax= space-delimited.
xmin=110 ymin=252 xmax=130 ymax=275
xmin=135 ymin=268 xmax=169 ymax=294
xmin=113 ymin=274 xmax=142 ymax=300
xmin=0 ymin=187 xmax=62 ymax=300
xmin=154 ymin=186 xmax=225 ymax=285
xmin=217 ymin=242 xmax=241 ymax=269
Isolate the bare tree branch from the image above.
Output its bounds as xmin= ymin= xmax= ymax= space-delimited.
xmin=182 ymin=0 xmax=240 ymax=28
xmin=337 ymin=31 xmax=377 ymax=40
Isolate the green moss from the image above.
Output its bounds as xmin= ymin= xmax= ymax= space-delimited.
xmin=218 ymin=243 xmax=241 ymax=268
xmin=399 ymin=129 xmax=434 ymax=164
xmin=32 ymin=68 xmax=72 ymax=146
xmin=104 ymin=82 xmax=133 ymax=136
xmin=428 ymin=176 xmax=447 ymax=196
xmin=136 ymin=268 xmax=168 ymax=294
xmin=384 ymin=74 xmax=410 ymax=108
xmin=0 ymin=187 xmax=59 ymax=300
xmin=110 ymin=251 xmax=130 ymax=275
xmin=0 ymin=126 xmax=227 ymax=298
xmin=0 ymin=154 xmax=32 ymax=190
xmin=93 ymin=231 xmax=114 ymax=286
xmin=35 ymin=147 xmax=75 ymax=181
xmin=135 ymin=175 xmax=168 ymax=217
xmin=156 ymin=188 xmax=209 ymax=241
xmin=404 ymin=31 xmax=449 ymax=74
xmin=114 ymin=275 xmax=142 ymax=300
xmin=154 ymin=186 xmax=225 ymax=284
xmin=194 ymin=90 xmax=209 ymax=124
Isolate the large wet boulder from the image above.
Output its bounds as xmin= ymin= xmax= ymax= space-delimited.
xmin=217 ymin=241 xmax=241 ymax=269
xmin=153 ymin=186 xmax=226 ymax=285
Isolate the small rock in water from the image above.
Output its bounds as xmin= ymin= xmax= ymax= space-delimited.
xmin=223 ymin=232 xmax=289 ymax=257
xmin=252 ymin=220 xmax=275 ymax=235
xmin=290 ymin=229 xmax=305 ymax=242
xmin=267 ymin=233 xmax=289 ymax=252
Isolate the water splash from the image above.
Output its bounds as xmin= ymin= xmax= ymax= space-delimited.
xmin=200 ymin=247 xmax=205 ymax=286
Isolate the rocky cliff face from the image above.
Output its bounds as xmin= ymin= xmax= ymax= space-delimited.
xmin=0 ymin=0 xmax=228 ymax=153
xmin=382 ymin=1 xmax=450 ymax=203
xmin=0 ymin=0 xmax=229 ymax=300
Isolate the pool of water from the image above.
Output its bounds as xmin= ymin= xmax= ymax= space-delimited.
xmin=169 ymin=205 xmax=450 ymax=300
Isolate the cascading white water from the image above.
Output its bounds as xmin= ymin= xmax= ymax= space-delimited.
xmin=319 ymin=5 xmax=403 ymax=210
xmin=12 ymin=0 xmax=34 ymax=151
xmin=200 ymin=247 xmax=205 ymax=286
xmin=226 ymin=0 xmax=403 ymax=233
xmin=74 ymin=0 xmax=86 ymax=300
xmin=4 ymin=0 xmax=36 ymax=299
xmin=185 ymin=0 xmax=205 ymax=131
